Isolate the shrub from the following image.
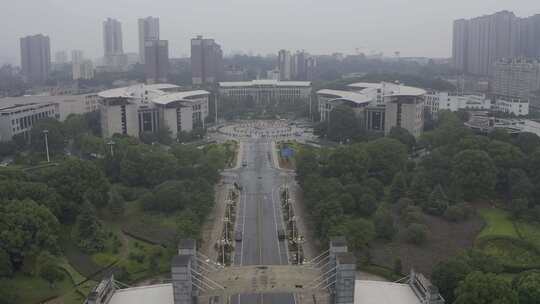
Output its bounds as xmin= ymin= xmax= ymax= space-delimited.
xmin=405 ymin=223 xmax=428 ymax=245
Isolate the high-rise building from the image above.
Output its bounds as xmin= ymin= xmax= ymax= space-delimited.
xmin=145 ymin=40 xmax=169 ymax=83
xmin=491 ymin=57 xmax=540 ymax=100
xmin=71 ymin=50 xmax=84 ymax=64
xmin=54 ymin=50 xmax=68 ymax=64
xmin=453 ymin=11 xmax=540 ymax=76
xmin=72 ymin=51 xmax=94 ymax=81
xmin=103 ymin=18 xmax=124 ymax=67
xmin=191 ymin=35 xmax=223 ymax=85
xmin=138 ymin=17 xmax=160 ymax=64
xmin=20 ymin=34 xmax=51 ymax=84
xmin=278 ymin=50 xmax=292 ymax=81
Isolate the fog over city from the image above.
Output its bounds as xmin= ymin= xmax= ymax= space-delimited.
xmin=1 ymin=0 xmax=538 ymax=64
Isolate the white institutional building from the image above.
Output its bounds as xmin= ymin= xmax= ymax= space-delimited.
xmin=218 ymin=80 xmax=312 ymax=105
xmin=0 ymin=94 xmax=100 ymax=142
xmin=317 ymin=82 xmax=426 ymax=138
xmin=425 ymin=92 xmax=529 ymax=117
xmin=98 ymin=84 xmax=209 ymax=139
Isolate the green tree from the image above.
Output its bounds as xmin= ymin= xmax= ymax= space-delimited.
xmin=120 ymin=145 xmax=177 ymax=187
xmin=0 ymin=248 xmax=12 ymax=277
xmin=0 ymin=200 xmax=60 ymax=267
xmin=451 ymin=150 xmax=497 ymax=201
xmin=63 ymin=114 xmax=89 ymax=139
xmin=432 ymin=257 xmax=473 ymax=303
xmin=329 ymin=218 xmax=375 ymax=251
xmin=366 ymin=138 xmax=408 ymax=183
xmin=424 ymin=184 xmax=449 ymax=216
xmin=45 ymin=158 xmax=110 ymax=209
xmin=454 ymin=271 xmax=518 ymax=304
xmin=177 ymin=211 xmax=201 ymax=240
xmin=327 ymin=105 xmax=361 ymax=142
xmin=512 ymin=271 xmax=540 ymax=304
xmin=373 ymin=208 xmax=396 ymax=239
xmin=74 ymin=202 xmax=106 ymax=253
xmin=388 ymin=172 xmax=408 ymax=204
xmin=29 ymin=118 xmax=66 ymax=155
xmin=325 ymin=145 xmax=369 ymax=182
xmin=388 ymin=127 xmax=416 ymax=152
xmin=515 ymin=132 xmax=540 ymax=155
xmin=404 ymin=223 xmax=428 ymax=245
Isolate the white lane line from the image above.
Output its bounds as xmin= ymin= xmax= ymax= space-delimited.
xmin=270 ymin=186 xmax=282 ymax=264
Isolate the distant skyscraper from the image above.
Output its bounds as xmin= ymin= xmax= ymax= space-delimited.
xmin=20 ymin=34 xmax=51 ymax=84
xmin=55 ymin=50 xmax=68 ymax=64
xmin=71 ymin=50 xmax=84 ymax=64
xmin=453 ymin=11 xmax=540 ymax=76
xmin=278 ymin=50 xmax=292 ymax=81
xmin=191 ymin=35 xmax=223 ymax=85
xmin=145 ymin=40 xmax=169 ymax=83
xmin=138 ymin=17 xmax=160 ymax=64
xmin=71 ymin=50 xmax=94 ymax=80
xmin=103 ymin=18 xmax=124 ymax=67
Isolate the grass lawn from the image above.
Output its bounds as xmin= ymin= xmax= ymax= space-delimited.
xmin=0 ymin=273 xmax=72 ymax=304
xmin=480 ymin=238 xmax=540 ymax=268
xmin=477 ymin=208 xmax=519 ymax=239
xmin=515 ymin=220 xmax=540 ymax=250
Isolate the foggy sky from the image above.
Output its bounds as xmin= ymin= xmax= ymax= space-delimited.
xmin=1 ymin=0 xmax=538 ymax=65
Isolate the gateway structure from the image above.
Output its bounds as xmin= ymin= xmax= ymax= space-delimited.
xmin=218 ymin=79 xmax=312 ymax=105
xmin=98 ymin=84 xmax=209 ymax=139
xmin=317 ymin=82 xmax=426 ymax=138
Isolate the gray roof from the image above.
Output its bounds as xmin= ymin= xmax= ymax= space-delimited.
xmin=330 ymin=236 xmax=347 ymax=247
xmin=178 ymin=239 xmax=196 ymax=250
xmin=219 ymin=79 xmax=311 ymax=88
xmin=171 ymin=255 xmax=191 ymax=267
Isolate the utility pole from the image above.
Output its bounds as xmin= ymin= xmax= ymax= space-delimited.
xmin=43 ymin=130 xmax=50 ymax=163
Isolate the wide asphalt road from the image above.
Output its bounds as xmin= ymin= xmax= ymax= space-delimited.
xmin=231 ymin=137 xmax=293 ymax=304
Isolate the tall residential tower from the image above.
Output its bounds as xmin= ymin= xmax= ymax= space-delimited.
xmin=191 ymin=35 xmax=223 ymax=85
xmin=103 ymin=18 xmax=124 ymax=68
xmin=138 ymin=17 xmax=160 ymax=64
xmin=20 ymin=34 xmax=51 ymax=84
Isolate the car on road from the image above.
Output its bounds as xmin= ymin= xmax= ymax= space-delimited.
xmin=242 ymin=160 xmax=247 ymax=167
xmin=235 ymin=231 xmax=242 ymax=242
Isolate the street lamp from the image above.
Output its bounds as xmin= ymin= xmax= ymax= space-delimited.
xmin=107 ymin=140 xmax=115 ymax=156
xmin=43 ymin=130 xmax=50 ymax=163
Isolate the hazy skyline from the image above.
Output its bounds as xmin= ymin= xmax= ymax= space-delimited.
xmin=1 ymin=0 xmax=539 ymax=65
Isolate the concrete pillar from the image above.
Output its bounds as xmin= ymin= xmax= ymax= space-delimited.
xmin=179 ymin=239 xmax=198 ymax=271
xmin=334 ymin=253 xmax=356 ymax=304
xmin=329 ymin=237 xmax=348 ymax=269
xmin=172 ymin=255 xmax=193 ymax=304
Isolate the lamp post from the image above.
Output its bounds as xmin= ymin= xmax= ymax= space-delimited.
xmin=43 ymin=130 xmax=50 ymax=163
xmin=107 ymin=140 xmax=115 ymax=156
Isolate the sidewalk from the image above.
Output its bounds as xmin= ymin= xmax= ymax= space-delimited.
xmin=200 ymin=182 xmax=229 ymax=262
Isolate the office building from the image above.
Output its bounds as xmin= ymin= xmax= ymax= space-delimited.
xmin=138 ymin=17 xmax=160 ymax=64
xmin=98 ymin=84 xmax=209 ymax=139
xmin=317 ymin=82 xmax=426 ymax=138
xmin=218 ymin=80 xmax=312 ymax=105
xmin=0 ymin=94 xmax=100 ymax=142
xmin=424 ymin=92 xmax=491 ymax=117
xmin=103 ymin=18 xmax=125 ymax=68
xmin=453 ymin=11 xmax=540 ymax=75
xmin=191 ymin=36 xmax=223 ymax=85
xmin=20 ymin=34 xmax=51 ymax=84
xmin=491 ymin=57 xmax=540 ymax=100
xmin=278 ymin=50 xmax=292 ymax=81
xmin=145 ymin=40 xmax=169 ymax=83
xmin=71 ymin=50 xmax=94 ymax=80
